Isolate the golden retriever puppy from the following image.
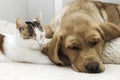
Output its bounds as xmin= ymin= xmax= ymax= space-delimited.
xmin=43 ymin=0 xmax=120 ymax=73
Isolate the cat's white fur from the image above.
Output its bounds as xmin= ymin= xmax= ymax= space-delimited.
xmin=0 ymin=33 xmax=51 ymax=64
xmin=0 ymin=16 xmax=52 ymax=64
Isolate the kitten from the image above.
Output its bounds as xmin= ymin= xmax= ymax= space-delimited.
xmin=0 ymin=15 xmax=52 ymax=64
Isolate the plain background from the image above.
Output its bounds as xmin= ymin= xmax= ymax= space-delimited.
xmin=0 ymin=0 xmax=120 ymax=25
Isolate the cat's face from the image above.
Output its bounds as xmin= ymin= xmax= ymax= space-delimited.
xmin=16 ymin=16 xmax=45 ymax=49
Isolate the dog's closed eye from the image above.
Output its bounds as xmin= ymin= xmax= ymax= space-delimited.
xmin=89 ymin=38 xmax=100 ymax=47
xmin=67 ymin=43 xmax=81 ymax=51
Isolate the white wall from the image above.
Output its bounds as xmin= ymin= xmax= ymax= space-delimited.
xmin=55 ymin=0 xmax=62 ymax=14
xmin=0 ymin=0 xmax=55 ymax=25
xmin=0 ymin=0 xmax=120 ymax=24
xmin=0 ymin=0 xmax=28 ymax=23
xmin=97 ymin=0 xmax=120 ymax=3
xmin=63 ymin=0 xmax=74 ymax=7
xmin=27 ymin=0 xmax=55 ymax=25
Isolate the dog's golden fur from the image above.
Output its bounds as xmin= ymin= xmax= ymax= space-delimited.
xmin=43 ymin=0 xmax=120 ymax=73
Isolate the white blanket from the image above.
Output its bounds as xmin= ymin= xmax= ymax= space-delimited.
xmin=0 ymin=20 xmax=120 ymax=80
xmin=0 ymin=63 xmax=120 ymax=80
xmin=103 ymin=38 xmax=120 ymax=64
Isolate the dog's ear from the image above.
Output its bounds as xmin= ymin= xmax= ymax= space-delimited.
xmin=44 ymin=33 xmax=64 ymax=65
xmin=16 ymin=17 xmax=30 ymax=39
xmin=98 ymin=22 xmax=120 ymax=42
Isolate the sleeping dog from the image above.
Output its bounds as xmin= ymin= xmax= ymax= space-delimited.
xmin=43 ymin=0 xmax=120 ymax=73
xmin=0 ymin=15 xmax=51 ymax=64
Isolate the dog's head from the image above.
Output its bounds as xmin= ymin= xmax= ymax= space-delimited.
xmin=16 ymin=14 xmax=45 ymax=49
xmin=44 ymin=12 xmax=120 ymax=73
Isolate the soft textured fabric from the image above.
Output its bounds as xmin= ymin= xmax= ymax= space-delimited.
xmin=0 ymin=20 xmax=16 ymax=34
xmin=103 ymin=38 xmax=120 ymax=64
xmin=0 ymin=20 xmax=120 ymax=80
xmin=0 ymin=63 xmax=120 ymax=80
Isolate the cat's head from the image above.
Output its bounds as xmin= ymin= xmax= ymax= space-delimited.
xmin=16 ymin=13 xmax=45 ymax=49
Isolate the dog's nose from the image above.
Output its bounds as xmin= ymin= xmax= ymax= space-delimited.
xmin=86 ymin=62 xmax=100 ymax=73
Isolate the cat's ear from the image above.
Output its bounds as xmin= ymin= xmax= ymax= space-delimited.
xmin=16 ymin=17 xmax=27 ymax=32
xmin=33 ymin=12 xmax=44 ymax=31
xmin=33 ymin=12 xmax=42 ymax=24
xmin=16 ymin=17 xmax=30 ymax=39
